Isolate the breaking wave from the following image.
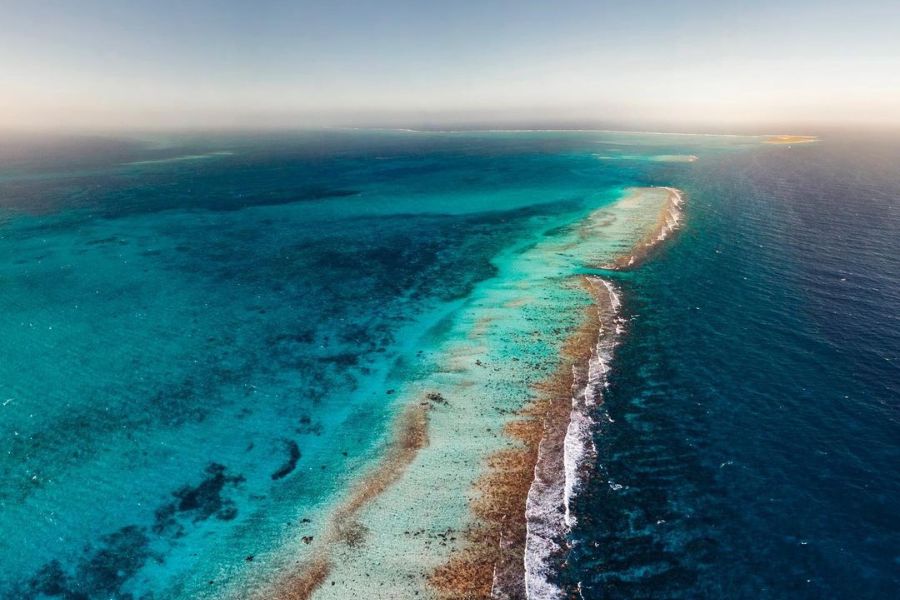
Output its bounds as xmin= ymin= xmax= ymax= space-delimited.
xmin=523 ymin=277 xmax=624 ymax=599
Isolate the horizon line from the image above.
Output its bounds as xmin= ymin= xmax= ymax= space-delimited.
xmin=3 ymin=122 xmax=887 ymax=139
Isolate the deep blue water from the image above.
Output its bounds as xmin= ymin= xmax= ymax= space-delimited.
xmin=566 ymin=134 xmax=900 ymax=598
xmin=0 ymin=130 xmax=897 ymax=599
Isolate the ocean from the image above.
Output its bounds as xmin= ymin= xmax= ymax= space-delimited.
xmin=0 ymin=130 xmax=896 ymax=599
xmin=563 ymin=133 xmax=900 ymax=599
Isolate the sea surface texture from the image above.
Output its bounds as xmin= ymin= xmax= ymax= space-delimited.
xmin=0 ymin=130 xmax=897 ymax=599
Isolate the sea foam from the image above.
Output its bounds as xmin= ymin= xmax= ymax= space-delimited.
xmin=524 ymin=277 xmax=624 ymax=599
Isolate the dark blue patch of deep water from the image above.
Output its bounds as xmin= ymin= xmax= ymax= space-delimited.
xmin=566 ymin=134 xmax=900 ymax=599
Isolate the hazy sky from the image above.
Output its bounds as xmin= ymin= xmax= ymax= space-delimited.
xmin=1 ymin=0 xmax=898 ymax=131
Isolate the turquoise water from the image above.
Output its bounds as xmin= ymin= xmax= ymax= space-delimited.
xmin=0 ymin=130 xmax=722 ymax=598
xmin=2 ymin=130 xmax=896 ymax=599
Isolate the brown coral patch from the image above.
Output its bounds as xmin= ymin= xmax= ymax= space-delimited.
xmin=271 ymin=556 xmax=331 ymax=600
xmin=429 ymin=279 xmax=603 ymax=599
xmin=259 ymin=402 xmax=430 ymax=600
xmin=606 ymin=187 xmax=685 ymax=271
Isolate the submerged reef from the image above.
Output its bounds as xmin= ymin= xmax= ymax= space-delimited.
xmin=9 ymin=461 xmax=247 ymax=600
xmin=271 ymin=440 xmax=302 ymax=480
xmin=154 ymin=463 xmax=245 ymax=536
xmin=19 ymin=526 xmax=156 ymax=600
xmin=249 ymin=186 xmax=684 ymax=599
xmin=603 ymin=187 xmax=685 ymax=271
xmin=258 ymin=403 xmax=430 ymax=599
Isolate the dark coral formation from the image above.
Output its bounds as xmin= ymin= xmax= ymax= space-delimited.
xmin=154 ymin=462 xmax=244 ymax=536
xmin=20 ymin=526 xmax=155 ymax=600
xmin=9 ymin=462 xmax=247 ymax=599
xmin=270 ymin=440 xmax=302 ymax=480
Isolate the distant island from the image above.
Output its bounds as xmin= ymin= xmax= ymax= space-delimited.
xmin=764 ymin=134 xmax=819 ymax=144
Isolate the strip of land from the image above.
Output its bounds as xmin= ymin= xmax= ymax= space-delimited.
xmin=763 ymin=135 xmax=818 ymax=145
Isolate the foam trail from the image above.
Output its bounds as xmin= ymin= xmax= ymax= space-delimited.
xmin=524 ymin=277 xmax=623 ymax=599
xmin=655 ymin=187 xmax=684 ymax=243
xmin=606 ymin=187 xmax=686 ymax=271
xmin=564 ymin=279 xmax=622 ymax=525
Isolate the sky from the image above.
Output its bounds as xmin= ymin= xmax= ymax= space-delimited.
xmin=1 ymin=0 xmax=898 ymax=131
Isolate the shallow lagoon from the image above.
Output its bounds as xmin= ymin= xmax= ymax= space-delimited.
xmin=3 ymin=129 xmax=724 ymax=598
